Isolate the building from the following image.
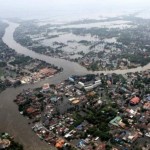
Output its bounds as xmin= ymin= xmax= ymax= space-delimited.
xmin=39 ymin=68 xmax=57 ymax=77
xmin=109 ymin=116 xmax=126 ymax=128
xmin=130 ymin=97 xmax=140 ymax=105
xmin=0 ymin=139 xmax=11 ymax=149
xmin=55 ymin=139 xmax=65 ymax=149
xmin=143 ymin=102 xmax=150 ymax=110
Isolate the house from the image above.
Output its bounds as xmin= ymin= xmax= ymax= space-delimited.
xmin=78 ymin=80 xmax=101 ymax=92
xmin=55 ymin=139 xmax=65 ymax=149
xmin=109 ymin=116 xmax=126 ymax=128
xmin=145 ymin=132 xmax=150 ymax=137
xmin=21 ymin=76 xmax=31 ymax=84
xmin=130 ymin=97 xmax=140 ymax=105
xmin=72 ymin=99 xmax=80 ymax=105
xmin=87 ymin=91 xmax=96 ymax=97
xmin=84 ymin=85 xmax=94 ymax=91
xmin=96 ymin=143 xmax=106 ymax=150
xmin=143 ymin=102 xmax=150 ymax=110
xmin=110 ymin=116 xmax=122 ymax=127
xmin=112 ymin=148 xmax=119 ymax=150
xmin=122 ymin=131 xmax=142 ymax=143
xmin=146 ymin=96 xmax=150 ymax=101
xmin=39 ymin=68 xmax=57 ymax=77
xmin=77 ymin=139 xmax=86 ymax=149
xmin=68 ymin=77 xmax=75 ymax=82
xmin=0 ymin=139 xmax=11 ymax=149
xmin=26 ymin=107 xmax=39 ymax=117
xmin=125 ymin=109 xmax=137 ymax=118
xmin=42 ymin=83 xmax=50 ymax=92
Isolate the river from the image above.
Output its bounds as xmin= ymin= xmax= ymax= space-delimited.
xmin=2 ymin=21 xmax=89 ymax=76
xmin=0 ymin=21 xmax=150 ymax=150
xmin=2 ymin=21 xmax=150 ymax=75
xmin=1 ymin=21 xmax=89 ymax=150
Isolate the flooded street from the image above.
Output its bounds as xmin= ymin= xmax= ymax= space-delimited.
xmin=0 ymin=21 xmax=89 ymax=150
xmin=2 ymin=21 xmax=88 ymax=76
xmin=0 ymin=21 xmax=150 ymax=150
xmin=0 ymin=74 xmax=69 ymax=150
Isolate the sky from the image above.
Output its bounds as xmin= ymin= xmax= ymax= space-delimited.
xmin=0 ymin=0 xmax=150 ymax=20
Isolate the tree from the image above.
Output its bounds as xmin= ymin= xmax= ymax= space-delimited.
xmin=8 ymin=141 xmax=24 ymax=150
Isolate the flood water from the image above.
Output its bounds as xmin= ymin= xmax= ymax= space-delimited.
xmin=1 ymin=21 xmax=87 ymax=150
xmin=54 ymin=20 xmax=132 ymax=29
xmin=2 ymin=21 xmax=88 ymax=76
xmin=0 ymin=20 xmax=150 ymax=150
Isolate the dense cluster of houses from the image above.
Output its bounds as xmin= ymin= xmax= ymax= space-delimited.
xmin=14 ymin=71 xmax=150 ymax=150
xmin=79 ymin=50 xmax=142 ymax=71
xmin=0 ymin=57 xmax=59 ymax=91
xmin=0 ymin=28 xmax=59 ymax=92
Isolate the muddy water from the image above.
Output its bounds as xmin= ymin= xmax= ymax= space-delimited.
xmin=0 ymin=75 xmax=65 ymax=150
xmin=1 ymin=20 xmax=150 ymax=150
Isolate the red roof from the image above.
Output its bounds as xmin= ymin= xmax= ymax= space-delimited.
xmin=130 ymin=97 xmax=140 ymax=104
xmin=55 ymin=139 xmax=65 ymax=148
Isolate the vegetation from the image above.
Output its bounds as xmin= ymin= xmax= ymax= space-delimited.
xmin=0 ymin=68 xmax=3 ymax=77
xmin=9 ymin=56 xmax=31 ymax=66
xmin=0 ymin=132 xmax=23 ymax=150
xmin=8 ymin=141 xmax=24 ymax=150
xmin=0 ymin=62 xmax=7 ymax=67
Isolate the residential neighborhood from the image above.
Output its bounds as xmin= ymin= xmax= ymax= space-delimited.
xmin=1 ymin=5 xmax=150 ymax=150
xmin=0 ymin=21 xmax=62 ymax=93
xmin=14 ymin=71 xmax=150 ymax=150
xmin=14 ymin=16 xmax=150 ymax=71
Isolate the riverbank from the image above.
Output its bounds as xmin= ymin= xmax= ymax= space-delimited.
xmin=1 ymin=20 xmax=88 ymax=150
xmin=1 ymin=20 xmax=150 ymax=150
xmin=3 ymin=21 xmax=150 ymax=76
xmin=0 ymin=73 xmax=68 ymax=150
xmin=2 ymin=21 xmax=88 ymax=76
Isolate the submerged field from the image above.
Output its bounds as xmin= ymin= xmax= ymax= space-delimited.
xmin=14 ymin=15 xmax=150 ymax=71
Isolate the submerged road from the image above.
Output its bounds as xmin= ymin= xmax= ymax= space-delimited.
xmin=0 ymin=21 xmax=150 ymax=150
xmin=0 ymin=75 xmax=70 ymax=150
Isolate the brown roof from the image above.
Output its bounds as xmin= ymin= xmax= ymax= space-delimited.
xmin=26 ymin=107 xmax=37 ymax=114
xmin=40 ymin=68 xmax=57 ymax=75
xmin=143 ymin=102 xmax=150 ymax=110
xmin=96 ymin=143 xmax=106 ymax=150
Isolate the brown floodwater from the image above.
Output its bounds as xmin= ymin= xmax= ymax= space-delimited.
xmin=1 ymin=21 xmax=150 ymax=150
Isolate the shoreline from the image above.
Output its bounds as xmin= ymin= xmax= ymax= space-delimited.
xmin=3 ymin=21 xmax=150 ymax=76
xmin=0 ymin=20 xmax=150 ymax=150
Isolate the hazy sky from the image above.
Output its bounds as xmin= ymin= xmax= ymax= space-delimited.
xmin=0 ymin=0 xmax=150 ymax=19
